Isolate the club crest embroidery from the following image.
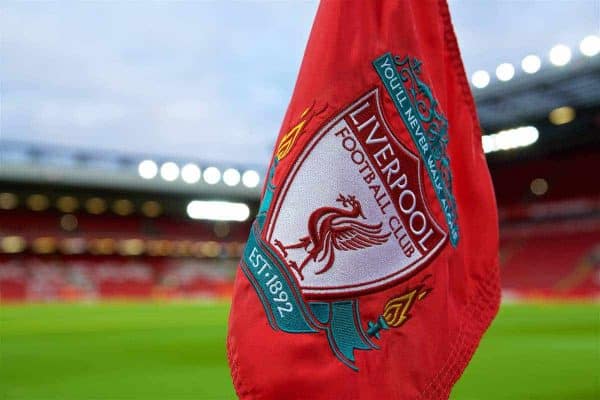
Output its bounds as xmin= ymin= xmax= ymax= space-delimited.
xmin=240 ymin=54 xmax=457 ymax=370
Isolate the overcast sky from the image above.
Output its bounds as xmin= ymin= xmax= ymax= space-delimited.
xmin=1 ymin=1 xmax=598 ymax=166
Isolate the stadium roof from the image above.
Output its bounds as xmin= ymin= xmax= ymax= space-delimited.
xmin=474 ymin=55 xmax=600 ymax=132
xmin=0 ymin=140 xmax=263 ymax=199
xmin=1 ymin=54 xmax=598 ymax=195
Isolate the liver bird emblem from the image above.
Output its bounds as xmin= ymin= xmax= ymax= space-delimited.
xmin=274 ymin=194 xmax=391 ymax=279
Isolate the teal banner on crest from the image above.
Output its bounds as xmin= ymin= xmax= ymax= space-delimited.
xmin=241 ymin=226 xmax=317 ymax=333
xmin=373 ymin=53 xmax=460 ymax=246
xmin=240 ymin=224 xmax=377 ymax=370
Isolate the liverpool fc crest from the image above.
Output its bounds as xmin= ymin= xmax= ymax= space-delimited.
xmin=264 ymin=89 xmax=446 ymax=298
xmin=240 ymin=54 xmax=455 ymax=370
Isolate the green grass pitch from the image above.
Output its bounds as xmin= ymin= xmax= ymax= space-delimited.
xmin=1 ymin=301 xmax=597 ymax=399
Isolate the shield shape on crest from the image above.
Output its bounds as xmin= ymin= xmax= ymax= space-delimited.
xmin=264 ymin=89 xmax=447 ymax=299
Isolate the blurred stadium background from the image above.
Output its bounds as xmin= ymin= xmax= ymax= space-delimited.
xmin=1 ymin=2 xmax=599 ymax=400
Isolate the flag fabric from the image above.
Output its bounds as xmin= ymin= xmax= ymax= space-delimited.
xmin=227 ymin=0 xmax=500 ymax=398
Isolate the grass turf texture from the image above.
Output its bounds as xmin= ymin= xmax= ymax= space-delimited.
xmin=0 ymin=302 xmax=597 ymax=399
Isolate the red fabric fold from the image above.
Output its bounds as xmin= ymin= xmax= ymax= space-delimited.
xmin=228 ymin=1 xmax=500 ymax=398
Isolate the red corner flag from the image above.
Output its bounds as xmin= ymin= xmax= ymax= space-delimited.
xmin=227 ymin=0 xmax=500 ymax=398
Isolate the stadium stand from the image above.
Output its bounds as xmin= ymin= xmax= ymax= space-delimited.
xmin=500 ymin=221 xmax=600 ymax=299
xmin=0 ymin=255 xmax=237 ymax=302
xmin=1 ymin=53 xmax=599 ymax=303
